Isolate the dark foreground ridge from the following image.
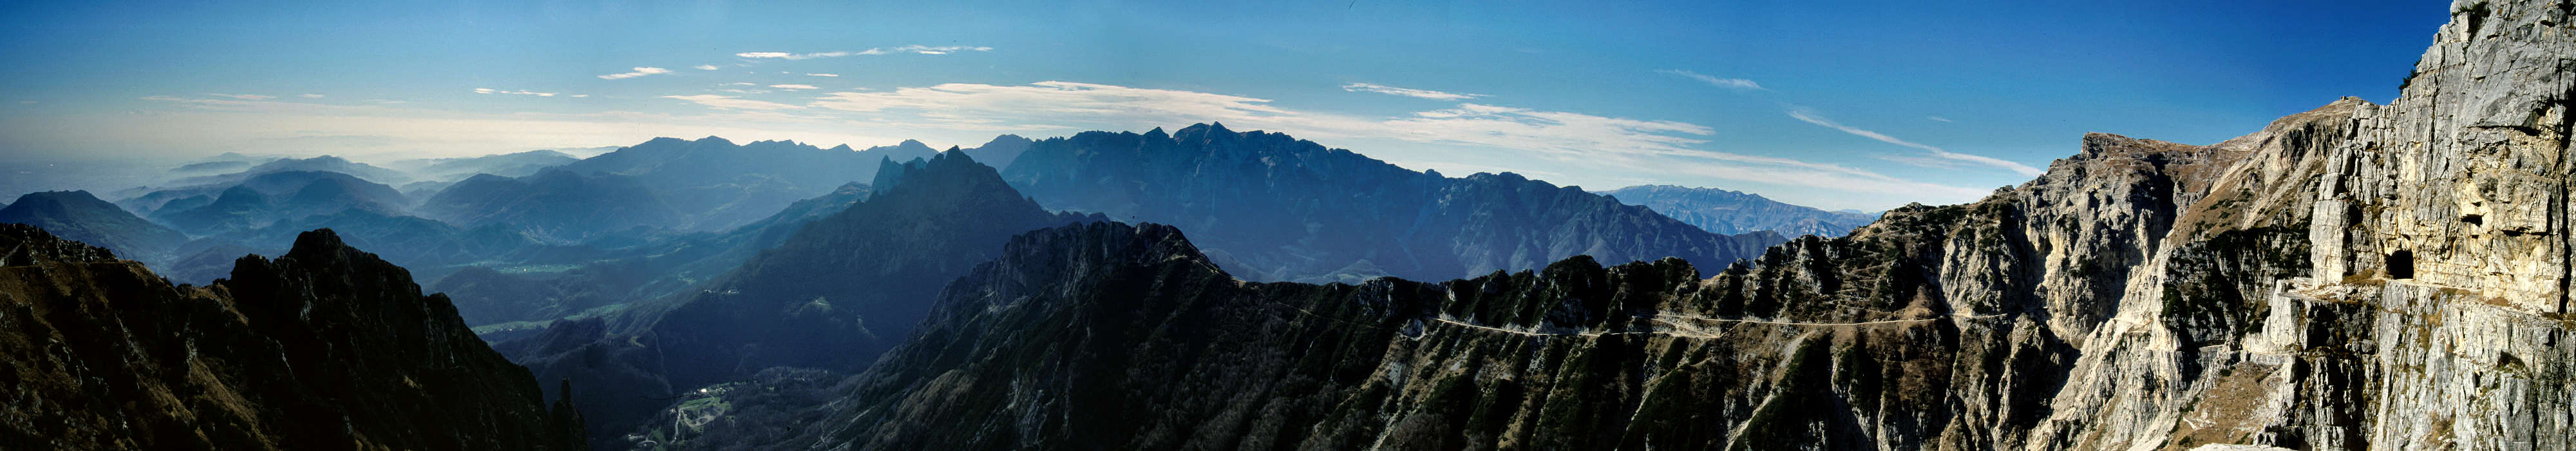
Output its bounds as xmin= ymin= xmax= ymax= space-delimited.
xmin=0 ymin=225 xmax=584 ymax=450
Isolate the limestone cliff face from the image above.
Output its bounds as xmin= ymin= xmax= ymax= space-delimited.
xmin=771 ymin=1 xmax=2576 ymax=449
xmin=2041 ymin=1 xmax=2576 ymax=448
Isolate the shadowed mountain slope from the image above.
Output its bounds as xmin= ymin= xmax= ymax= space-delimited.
xmin=0 ymin=225 xmax=585 ymax=450
xmin=501 ymin=149 xmax=1097 ymax=448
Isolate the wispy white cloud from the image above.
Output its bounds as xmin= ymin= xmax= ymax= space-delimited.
xmin=801 ymin=81 xmax=1984 ymax=201
xmin=597 ymin=66 xmax=673 ymax=80
xmin=1926 ymin=115 xmax=1953 ymax=122
xmin=735 ymin=51 xmax=843 ymax=59
xmin=768 ymin=84 xmax=819 ymax=90
xmin=299 ymin=93 xmax=325 ymax=99
xmin=893 ymin=45 xmax=991 ymax=55
xmin=806 ymin=73 xmax=839 ymax=77
xmin=1787 ymin=108 xmax=2042 ymax=176
xmin=142 ymin=95 xmax=271 ymax=108
xmin=1341 ymin=82 xmax=1484 ymax=101
xmin=735 ymin=45 xmax=993 ymax=60
xmin=1657 ymin=70 xmax=1763 ymax=90
xmin=694 ymin=64 xmax=721 ymax=70
xmin=663 ymin=94 xmax=802 ymax=110
xmin=473 ymin=88 xmax=565 ymax=97
xmin=207 ymin=93 xmax=274 ymax=100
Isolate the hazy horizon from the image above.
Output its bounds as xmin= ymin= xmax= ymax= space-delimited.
xmin=0 ymin=1 xmax=2448 ymax=210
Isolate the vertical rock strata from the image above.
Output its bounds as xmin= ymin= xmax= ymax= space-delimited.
xmin=793 ymin=1 xmax=2576 ymax=449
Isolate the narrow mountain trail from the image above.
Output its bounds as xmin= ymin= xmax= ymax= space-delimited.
xmin=1424 ymin=312 xmax=2014 ymax=340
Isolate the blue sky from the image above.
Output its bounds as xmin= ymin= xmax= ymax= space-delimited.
xmin=0 ymin=0 xmax=2447 ymax=210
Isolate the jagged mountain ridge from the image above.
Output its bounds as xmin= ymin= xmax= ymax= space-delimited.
xmin=0 ymin=225 xmax=584 ymax=449
xmin=1603 ymin=184 xmax=1879 ymax=237
xmin=501 ymin=149 xmax=1097 ymax=448
xmin=1000 ymin=122 xmax=1786 ymax=283
xmin=760 ymin=3 xmax=2576 ymax=449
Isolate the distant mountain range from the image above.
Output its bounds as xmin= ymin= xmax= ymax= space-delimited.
xmin=1602 ymin=184 xmax=1879 ymax=237
xmin=438 ymin=180 xmax=871 ymax=327
xmin=144 ymin=171 xmax=412 ymax=236
xmin=155 ymin=155 xmax=414 ymax=189
xmin=1001 ymin=122 xmax=1785 ymax=283
xmin=0 ymin=191 xmax=186 ymax=262
xmin=418 ymin=169 xmax=679 ymax=243
xmin=387 ymin=149 xmax=581 ymax=182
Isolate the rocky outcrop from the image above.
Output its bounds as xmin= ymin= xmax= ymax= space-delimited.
xmin=0 ymin=225 xmax=584 ymax=450
xmin=2036 ymin=1 xmax=2576 ymax=448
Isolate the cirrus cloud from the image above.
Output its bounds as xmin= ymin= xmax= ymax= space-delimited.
xmin=1341 ymin=82 xmax=1484 ymax=101
xmin=734 ymin=45 xmax=994 ymax=60
xmin=1658 ymin=69 xmax=1763 ymax=90
xmin=1787 ymin=108 xmax=2042 ymax=176
xmin=663 ymin=94 xmax=801 ymax=110
xmin=598 ymin=67 xmax=673 ymax=80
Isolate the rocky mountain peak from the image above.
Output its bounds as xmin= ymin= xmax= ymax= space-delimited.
xmin=1 ymin=225 xmax=586 ymax=449
xmin=868 ymin=149 xmax=996 ymax=195
xmin=1174 ymin=122 xmax=1236 ymax=142
xmin=279 ymin=227 xmax=359 ymax=262
xmin=0 ymin=223 xmax=117 ymax=264
xmin=991 ymin=221 xmax=1209 ymax=278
